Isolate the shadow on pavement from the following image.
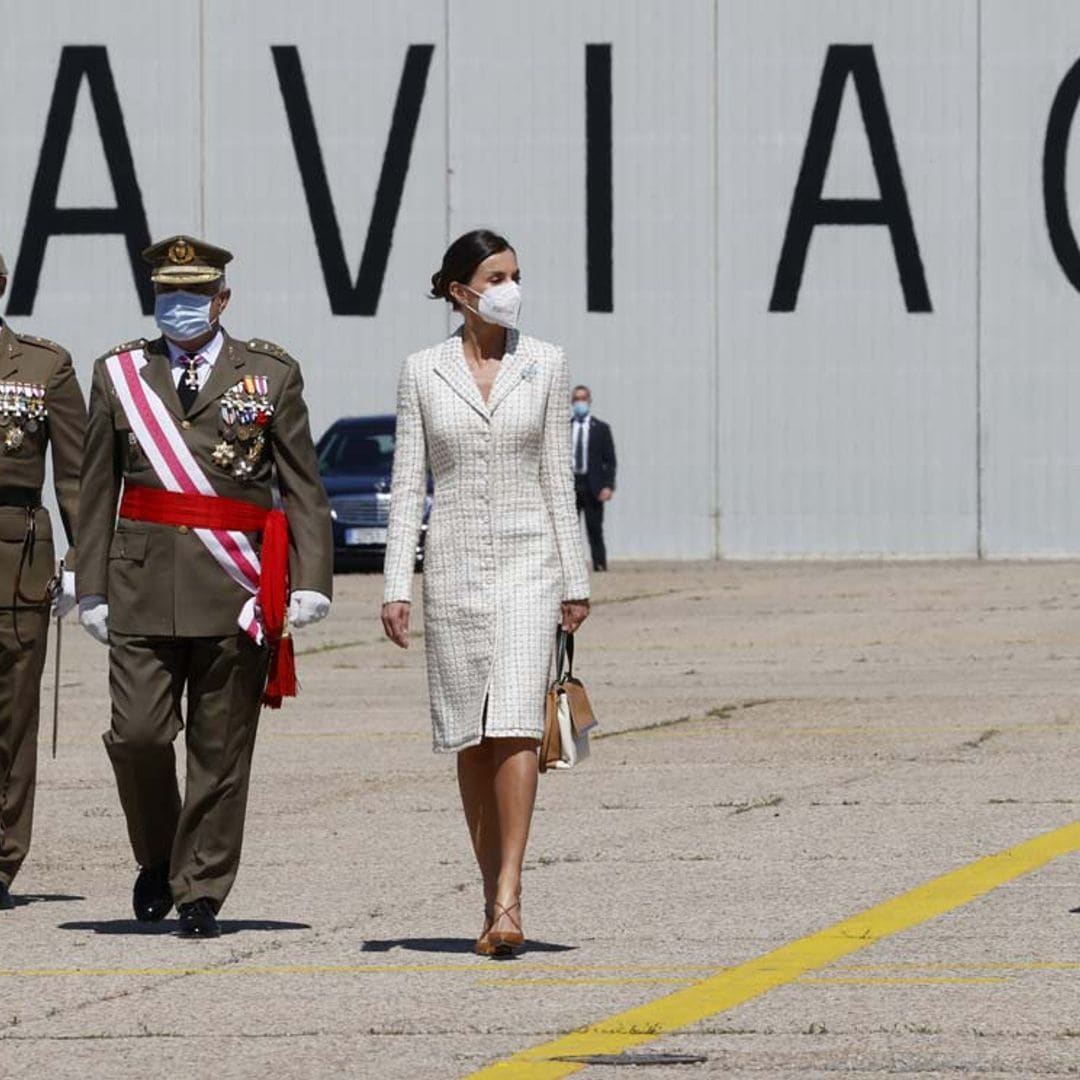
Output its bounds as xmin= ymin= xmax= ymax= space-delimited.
xmin=361 ymin=937 xmax=577 ymax=955
xmin=58 ymin=919 xmax=312 ymax=936
xmin=10 ymin=893 xmax=85 ymax=907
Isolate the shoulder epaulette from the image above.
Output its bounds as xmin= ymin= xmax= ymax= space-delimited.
xmin=107 ymin=338 xmax=147 ymax=356
xmin=16 ymin=333 xmax=65 ymax=354
xmin=108 ymin=336 xmax=145 ymax=354
xmin=246 ymin=338 xmax=294 ymax=364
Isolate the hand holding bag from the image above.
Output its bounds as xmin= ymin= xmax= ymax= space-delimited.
xmin=540 ymin=628 xmax=598 ymax=773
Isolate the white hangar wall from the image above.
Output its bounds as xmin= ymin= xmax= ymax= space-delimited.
xmin=3 ymin=2 xmax=1080 ymax=557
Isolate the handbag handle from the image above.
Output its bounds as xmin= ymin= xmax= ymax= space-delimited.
xmin=556 ymin=627 xmax=575 ymax=680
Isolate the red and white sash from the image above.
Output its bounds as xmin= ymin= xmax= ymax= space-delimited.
xmin=105 ymin=348 xmax=262 ymax=640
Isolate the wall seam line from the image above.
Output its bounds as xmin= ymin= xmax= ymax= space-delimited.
xmin=975 ymin=0 xmax=984 ymax=557
xmin=444 ymin=0 xmax=452 ymax=339
xmin=712 ymin=0 xmax=722 ymax=560
xmin=199 ymin=0 xmax=207 ymax=236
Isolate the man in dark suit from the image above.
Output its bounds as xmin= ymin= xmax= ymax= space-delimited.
xmin=571 ymin=385 xmax=616 ymax=571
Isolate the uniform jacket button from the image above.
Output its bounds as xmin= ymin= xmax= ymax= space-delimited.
xmin=178 ymin=524 xmax=189 ymax=534
xmin=181 ymin=420 xmax=192 ymax=429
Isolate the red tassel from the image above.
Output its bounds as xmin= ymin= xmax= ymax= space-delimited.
xmin=263 ymin=634 xmax=297 ymax=709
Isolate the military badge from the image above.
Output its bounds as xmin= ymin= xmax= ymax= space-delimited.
xmin=0 ymin=381 xmax=47 ymax=454
xmin=212 ymin=441 xmax=236 ymax=467
xmin=180 ymin=354 xmax=203 ymax=391
xmin=217 ymin=375 xmax=273 ymax=480
xmin=168 ymin=238 xmax=196 ymax=265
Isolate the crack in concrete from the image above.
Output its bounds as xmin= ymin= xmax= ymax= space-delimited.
xmin=596 ymin=698 xmax=778 ymax=741
xmin=960 ymin=728 xmax=1000 ymax=751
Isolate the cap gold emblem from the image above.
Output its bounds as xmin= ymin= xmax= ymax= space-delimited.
xmin=168 ymin=239 xmax=195 ymax=265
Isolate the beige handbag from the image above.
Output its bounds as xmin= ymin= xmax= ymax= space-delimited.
xmin=540 ymin=629 xmax=597 ymax=772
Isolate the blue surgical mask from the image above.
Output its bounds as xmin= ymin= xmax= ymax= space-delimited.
xmin=573 ymin=401 xmax=590 ymax=419
xmin=154 ymin=291 xmax=215 ymax=341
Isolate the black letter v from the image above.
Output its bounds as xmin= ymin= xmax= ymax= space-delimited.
xmin=272 ymin=44 xmax=434 ymax=316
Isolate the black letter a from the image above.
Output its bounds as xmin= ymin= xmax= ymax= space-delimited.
xmin=769 ymin=44 xmax=931 ymax=313
xmin=8 ymin=46 xmax=153 ymax=316
xmin=273 ymin=45 xmax=434 ymax=316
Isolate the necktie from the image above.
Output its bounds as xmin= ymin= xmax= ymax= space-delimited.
xmin=574 ymin=419 xmax=585 ymax=474
xmin=177 ymin=354 xmax=204 ymax=414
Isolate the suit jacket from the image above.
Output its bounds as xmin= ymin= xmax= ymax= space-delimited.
xmin=577 ymin=415 xmax=616 ymax=498
xmin=0 ymin=323 xmax=86 ymax=608
xmin=77 ymin=331 xmax=333 ymax=637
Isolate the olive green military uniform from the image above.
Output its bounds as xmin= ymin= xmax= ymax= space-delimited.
xmin=77 ymin=240 xmax=333 ymax=912
xmin=0 ymin=322 xmax=86 ymax=891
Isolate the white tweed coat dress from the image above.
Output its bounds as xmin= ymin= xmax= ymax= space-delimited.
xmin=383 ymin=327 xmax=590 ymax=753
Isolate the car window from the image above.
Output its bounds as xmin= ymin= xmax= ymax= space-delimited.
xmin=318 ymin=429 xmax=396 ymax=474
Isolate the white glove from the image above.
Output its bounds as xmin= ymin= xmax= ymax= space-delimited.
xmin=288 ymin=590 xmax=330 ymax=629
xmin=78 ymin=597 xmax=110 ymax=645
xmin=52 ymin=570 xmax=77 ymax=619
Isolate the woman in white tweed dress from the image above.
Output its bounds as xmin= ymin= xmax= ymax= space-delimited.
xmin=382 ymin=230 xmax=590 ymax=955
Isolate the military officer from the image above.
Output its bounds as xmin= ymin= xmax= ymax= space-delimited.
xmin=0 ymin=251 xmax=86 ymax=911
xmin=77 ymin=235 xmax=333 ymax=938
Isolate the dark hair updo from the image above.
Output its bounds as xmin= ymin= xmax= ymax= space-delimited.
xmin=430 ymin=229 xmax=513 ymax=310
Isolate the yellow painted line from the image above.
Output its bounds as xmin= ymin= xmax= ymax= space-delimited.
xmin=0 ymin=962 xmax=718 ymax=980
xmin=465 ymin=818 xmax=1080 ymax=1079
xmin=477 ymin=977 xmax=695 ymax=988
xmin=833 ymin=960 xmax=1080 ymax=973
xmin=0 ymin=964 xmax=470 ymax=978
xmin=796 ymin=976 xmax=1008 ymax=986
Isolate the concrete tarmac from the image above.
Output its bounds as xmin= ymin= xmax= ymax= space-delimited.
xmin=2 ymin=560 xmax=1079 ymax=1079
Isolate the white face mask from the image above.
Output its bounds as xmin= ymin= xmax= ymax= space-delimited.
xmin=464 ymin=281 xmax=521 ymax=330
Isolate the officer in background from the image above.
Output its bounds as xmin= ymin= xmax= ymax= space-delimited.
xmin=0 ymin=251 xmax=86 ymax=910
xmin=77 ymin=236 xmax=333 ymax=938
xmin=571 ymin=384 xmax=617 ymax=572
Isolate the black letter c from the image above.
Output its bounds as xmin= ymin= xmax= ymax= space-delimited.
xmin=1044 ymin=57 xmax=1080 ymax=292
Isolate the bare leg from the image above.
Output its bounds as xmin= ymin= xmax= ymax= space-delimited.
xmin=456 ymin=741 xmax=501 ymax=920
xmin=489 ymin=737 xmax=539 ymax=936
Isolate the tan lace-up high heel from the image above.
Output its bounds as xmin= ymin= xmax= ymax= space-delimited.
xmin=474 ymin=905 xmax=496 ymax=956
xmin=484 ymin=900 xmax=524 ymax=956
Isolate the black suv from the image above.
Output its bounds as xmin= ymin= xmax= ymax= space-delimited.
xmin=316 ymin=414 xmax=431 ymax=571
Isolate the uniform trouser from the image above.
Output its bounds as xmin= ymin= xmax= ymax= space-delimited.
xmin=103 ymin=631 xmax=269 ymax=911
xmin=575 ymin=476 xmax=607 ymax=570
xmin=0 ymin=607 xmax=50 ymax=888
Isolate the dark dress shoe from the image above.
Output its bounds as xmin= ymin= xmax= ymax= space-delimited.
xmin=133 ymin=863 xmax=173 ymax=922
xmin=0 ymin=882 xmax=13 ymax=910
xmin=177 ymin=899 xmax=220 ymax=939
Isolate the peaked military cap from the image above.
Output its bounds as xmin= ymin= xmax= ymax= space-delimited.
xmin=142 ymin=235 xmax=232 ymax=285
